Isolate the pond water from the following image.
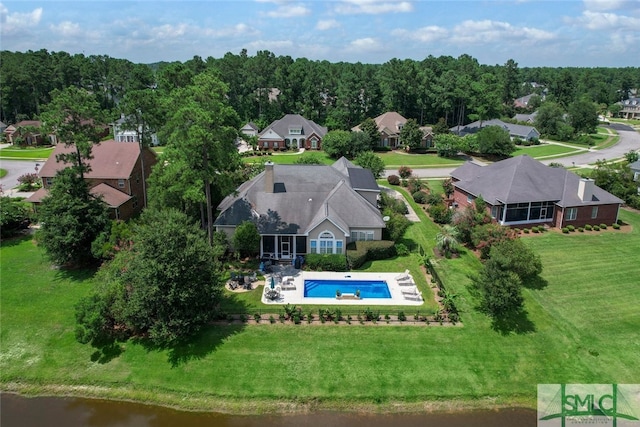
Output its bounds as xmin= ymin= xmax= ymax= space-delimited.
xmin=1 ymin=393 xmax=537 ymax=427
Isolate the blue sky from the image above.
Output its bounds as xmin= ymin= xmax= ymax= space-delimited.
xmin=2 ymin=1 xmax=639 ymax=66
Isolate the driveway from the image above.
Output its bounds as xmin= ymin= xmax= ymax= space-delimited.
xmin=0 ymin=159 xmax=43 ymax=193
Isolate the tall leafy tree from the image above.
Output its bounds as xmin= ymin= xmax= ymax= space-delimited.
xmin=38 ymin=168 xmax=110 ymax=266
xmin=568 ymin=98 xmax=598 ymax=135
xmin=399 ymin=118 xmax=423 ymax=151
xmin=358 ymin=117 xmax=381 ymax=149
xmin=476 ymin=126 xmax=516 ymax=158
xmin=355 ymin=151 xmax=385 ymax=179
xmin=154 ymin=71 xmax=241 ymax=244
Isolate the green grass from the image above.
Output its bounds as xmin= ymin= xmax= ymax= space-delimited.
xmin=0 ymin=146 xmax=54 ymax=159
xmin=2 ymin=210 xmax=639 ymax=413
xmin=512 ymin=144 xmax=585 ymax=158
xmin=0 ymin=168 xmax=7 ymax=178
xmin=242 ymin=151 xmax=464 ymax=168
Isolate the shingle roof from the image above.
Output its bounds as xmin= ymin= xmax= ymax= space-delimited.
xmin=214 ymin=158 xmax=384 ymax=235
xmin=451 ymin=155 xmax=623 ymax=206
xmin=26 ymin=183 xmax=131 ymax=208
xmin=451 ymin=119 xmax=539 ymax=139
xmin=258 ymin=114 xmax=327 ymax=139
xmin=39 ymin=139 xmax=152 ymax=179
xmin=629 ymin=159 xmax=640 ymax=171
xmin=352 ymin=111 xmax=406 ymax=134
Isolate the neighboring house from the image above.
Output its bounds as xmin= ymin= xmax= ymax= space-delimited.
xmin=451 ymin=118 xmax=540 ymax=141
xmin=352 ymin=112 xmax=434 ymax=149
xmin=514 ymin=94 xmax=537 ymax=109
xmin=513 ymin=111 xmax=538 ymax=124
xmin=630 ymin=159 xmax=640 ymax=195
xmin=111 ymin=114 xmax=159 ymax=145
xmin=257 ymin=114 xmax=327 ymax=151
xmin=3 ymin=120 xmax=55 ymax=145
xmin=0 ymin=121 xmax=7 ymax=135
xmin=619 ymin=98 xmax=640 ymax=119
xmin=450 ymin=155 xmax=623 ymax=228
xmin=240 ymin=122 xmax=259 ymax=137
xmin=27 ymin=140 xmax=157 ymax=220
xmin=214 ymin=158 xmax=385 ymax=260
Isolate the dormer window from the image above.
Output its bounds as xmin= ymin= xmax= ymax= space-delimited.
xmin=289 ymin=126 xmax=302 ymax=135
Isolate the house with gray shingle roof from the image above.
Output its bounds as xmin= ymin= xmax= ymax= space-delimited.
xmin=619 ymin=97 xmax=640 ymax=119
xmin=450 ymin=155 xmax=623 ymax=228
xmin=451 ymin=118 xmax=540 ymax=141
xmin=630 ymin=159 xmax=640 ymax=195
xmin=214 ymin=158 xmax=385 ymax=260
xmin=352 ymin=112 xmax=434 ymax=149
xmin=258 ymin=114 xmax=327 ymax=151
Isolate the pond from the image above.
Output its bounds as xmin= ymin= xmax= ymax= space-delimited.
xmin=1 ymin=393 xmax=537 ymax=427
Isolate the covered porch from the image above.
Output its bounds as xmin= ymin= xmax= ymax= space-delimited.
xmin=491 ymin=200 xmax=557 ymax=226
xmin=260 ymin=234 xmax=307 ymax=261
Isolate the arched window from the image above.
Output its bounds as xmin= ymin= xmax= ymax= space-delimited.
xmin=310 ymin=230 xmax=343 ymax=255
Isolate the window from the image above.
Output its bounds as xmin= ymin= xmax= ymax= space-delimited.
xmin=335 ymin=241 xmax=343 ymax=254
xmin=132 ymin=196 xmax=138 ymax=209
xmin=634 ymin=172 xmax=639 ymax=182
xmin=350 ymin=231 xmax=374 ymax=241
xmin=289 ymin=127 xmax=302 ymax=135
xmin=591 ymin=206 xmax=598 ymax=219
xmin=310 ymin=240 xmax=317 ymax=254
xmin=311 ymin=137 xmax=318 ymax=149
xmin=566 ymin=207 xmax=578 ymax=221
xmin=45 ymin=177 xmax=53 ymax=187
xmin=118 ymin=179 xmax=125 ymax=188
xmin=490 ymin=205 xmax=500 ymax=219
xmin=273 ymin=141 xmax=279 ymax=149
xmin=311 ymin=231 xmax=342 ymax=255
xmin=467 ymin=194 xmax=474 ymax=204
xmin=263 ymin=141 xmax=269 ymax=148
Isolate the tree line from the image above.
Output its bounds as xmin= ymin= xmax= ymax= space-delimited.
xmin=2 ymin=49 xmax=639 ymax=130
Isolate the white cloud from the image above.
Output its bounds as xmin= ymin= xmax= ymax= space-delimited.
xmin=392 ymin=25 xmax=448 ymax=43
xmin=316 ymin=19 xmax=340 ymax=30
xmin=1 ymin=4 xmax=43 ymax=35
xmin=347 ymin=37 xmax=383 ymax=52
xmin=335 ymin=0 xmax=413 ymax=15
xmin=49 ymin=21 xmax=82 ymax=38
xmin=450 ymin=20 xmax=556 ymax=45
xmin=608 ymin=31 xmax=638 ymax=53
xmin=570 ymin=10 xmax=640 ymax=30
xmin=247 ymin=39 xmax=294 ymax=51
xmin=264 ymin=3 xmax=311 ymax=18
xmin=582 ymin=0 xmax=637 ymax=11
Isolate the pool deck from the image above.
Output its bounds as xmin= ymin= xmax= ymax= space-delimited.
xmin=261 ymin=270 xmax=424 ymax=306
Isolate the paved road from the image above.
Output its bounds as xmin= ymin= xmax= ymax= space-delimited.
xmin=0 ymin=159 xmax=44 ymax=193
xmin=392 ymin=123 xmax=640 ymax=178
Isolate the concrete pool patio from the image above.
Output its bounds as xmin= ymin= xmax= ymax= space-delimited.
xmin=261 ymin=270 xmax=425 ymax=306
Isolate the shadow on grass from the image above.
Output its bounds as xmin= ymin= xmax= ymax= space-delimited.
xmin=489 ymin=307 xmax=536 ymax=336
xmin=522 ymin=275 xmax=549 ymax=290
xmin=90 ymin=336 xmax=124 ymax=364
xmin=54 ymin=265 xmax=98 ymax=282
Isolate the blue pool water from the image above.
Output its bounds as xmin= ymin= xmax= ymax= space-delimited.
xmin=304 ymin=279 xmax=391 ymax=298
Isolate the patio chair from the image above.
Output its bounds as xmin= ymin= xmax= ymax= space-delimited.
xmin=249 ymin=271 xmax=258 ymax=282
xmin=401 ymin=286 xmax=419 ymax=296
xmin=404 ymin=291 xmax=422 ymax=301
xmin=228 ymin=280 xmax=238 ymax=290
xmin=243 ymin=276 xmax=252 ymax=290
xmin=281 ymin=278 xmax=296 ymax=290
xmin=394 ymin=269 xmax=411 ymax=281
xmin=397 ymin=277 xmax=415 ymax=286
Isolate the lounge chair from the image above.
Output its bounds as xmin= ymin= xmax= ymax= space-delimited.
xmin=281 ymin=277 xmax=296 ymax=290
xmin=401 ymin=286 xmax=419 ymax=296
xmin=404 ymin=291 xmax=422 ymax=301
xmin=249 ymin=272 xmax=258 ymax=282
xmin=397 ymin=277 xmax=415 ymax=286
xmin=394 ymin=269 xmax=411 ymax=281
xmin=228 ymin=280 xmax=238 ymax=290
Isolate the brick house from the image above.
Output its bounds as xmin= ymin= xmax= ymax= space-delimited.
xmin=450 ymin=155 xmax=623 ymax=229
xmin=352 ymin=112 xmax=434 ymax=149
xmin=257 ymin=114 xmax=327 ymax=151
xmin=27 ymin=140 xmax=157 ymax=220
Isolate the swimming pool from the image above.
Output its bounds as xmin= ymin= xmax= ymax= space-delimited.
xmin=304 ymin=279 xmax=391 ymax=298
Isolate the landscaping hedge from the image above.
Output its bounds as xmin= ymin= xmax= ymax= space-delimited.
xmin=304 ymin=253 xmax=348 ymax=271
xmin=346 ymin=240 xmax=396 ymax=269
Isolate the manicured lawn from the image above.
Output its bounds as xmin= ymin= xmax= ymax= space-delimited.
xmin=2 ymin=210 xmax=639 ymax=413
xmin=242 ymin=151 xmax=464 ymax=168
xmin=512 ymin=144 xmax=585 ymax=158
xmin=0 ymin=168 xmax=7 ymax=178
xmin=0 ymin=146 xmax=54 ymax=159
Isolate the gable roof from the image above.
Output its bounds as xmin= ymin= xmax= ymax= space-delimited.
xmin=258 ymin=114 xmax=327 ymax=139
xmin=451 ymin=119 xmax=539 ymax=139
xmin=242 ymin=122 xmax=259 ymax=131
xmin=629 ymin=159 xmax=640 ymax=171
xmin=39 ymin=139 xmax=153 ymax=179
xmin=451 ymin=155 xmax=623 ymax=206
xmin=26 ymin=183 xmax=131 ymax=208
xmin=352 ymin=111 xmax=407 ymax=135
xmin=214 ymin=158 xmax=384 ymax=235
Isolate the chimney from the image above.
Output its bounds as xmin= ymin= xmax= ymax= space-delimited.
xmin=264 ymin=161 xmax=274 ymax=193
xmin=578 ymin=178 xmax=594 ymax=201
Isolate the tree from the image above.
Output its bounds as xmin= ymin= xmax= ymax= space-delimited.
xmin=295 ymin=153 xmax=324 ymax=164
xmin=40 ymin=87 xmax=105 ymax=178
xmin=535 ymin=101 xmax=568 ymax=139
xmin=355 ymin=151 xmax=385 ymax=179
xmin=359 ymin=117 xmax=380 ymax=149
xmin=399 ymin=119 xmax=423 ymax=151
xmin=432 ymin=117 xmax=450 ymax=135
xmin=322 ymin=130 xmax=354 ymax=159
xmin=76 ymin=208 xmax=222 ymax=345
xmin=0 ymin=197 xmax=31 ymax=238
xmin=625 ymin=150 xmax=639 ymax=164
xmin=38 ymin=168 xmax=110 ymax=266
xmin=488 ymin=238 xmax=542 ymax=281
xmin=442 ymin=178 xmax=454 ymax=198
xmin=435 ymin=133 xmax=464 ymax=158
xmin=436 ymin=225 xmax=460 ymax=257
xmin=154 ymin=72 xmax=241 ymax=245
xmin=568 ymin=98 xmax=599 ymax=135
xmin=474 ymin=266 xmax=524 ymax=316
xmin=476 ymin=126 xmax=515 ymax=158
xmin=232 ymin=221 xmax=261 ymax=257
xmin=590 ymin=160 xmax=640 ymax=209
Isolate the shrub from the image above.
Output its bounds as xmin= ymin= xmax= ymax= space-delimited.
xmin=585 ymin=224 xmax=593 ymax=231
xmin=428 ymin=203 xmax=453 ymax=224
xmin=578 ymin=227 xmax=584 ymax=232
xmin=398 ymin=166 xmax=413 ymax=179
xmin=305 ymin=253 xmax=348 ymax=271
xmin=397 ymin=311 xmax=406 ymax=322
xmin=523 ymin=228 xmax=530 ymax=234
xmin=426 ymin=193 xmax=443 ymax=205
xmin=269 ymin=315 xmax=275 ymax=324
xmin=387 ymin=174 xmax=400 ymax=185
xmin=253 ymin=313 xmax=261 ymax=322
xmin=562 ymin=227 xmax=569 ymax=233
xmin=593 ymin=225 xmax=600 ymax=231
xmin=612 ymin=223 xmax=620 ymax=229
xmin=346 ymin=240 xmax=396 ymax=269
xmin=239 ymin=314 xmax=248 ymax=323
xmin=406 ymin=177 xmax=425 ymax=194
xmin=531 ymin=226 xmax=539 ymax=233
xmin=412 ymin=191 xmax=427 ymax=204
xmin=599 ymin=223 xmax=607 ymax=229
xmin=567 ymin=225 xmax=575 ymax=232
xmin=395 ymin=243 xmax=409 ymax=256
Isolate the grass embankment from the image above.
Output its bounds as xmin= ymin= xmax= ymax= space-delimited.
xmin=0 ymin=168 xmax=7 ymax=178
xmin=2 ymin=211 xmax=639 ymax=414
xmin=512 ymin=144 xmax=585 ymax=159
xmin=0 ymin=146 xmax=54 ymax=160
